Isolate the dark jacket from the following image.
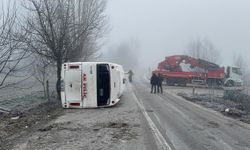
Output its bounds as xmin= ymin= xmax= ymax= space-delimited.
xmin=157 ymin=75 xmax=164 ymax=85
xmin=150 ymin=74 xmax=157 ymax=85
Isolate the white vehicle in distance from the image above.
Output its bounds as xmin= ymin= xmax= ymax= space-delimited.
xmin=61 ymin=62 xmax=126 ymax=108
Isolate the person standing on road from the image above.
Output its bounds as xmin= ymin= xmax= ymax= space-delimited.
xmin=150 ymin=73 xmax=157 ymax=93
xmin=128 ymin=70 xmax=134 ymax=83
xmin=157 ymin=73 xmax=163 ymax=93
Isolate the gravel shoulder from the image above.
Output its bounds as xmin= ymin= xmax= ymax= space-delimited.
xmin=9 ymin=85 xmax=152 ymax=150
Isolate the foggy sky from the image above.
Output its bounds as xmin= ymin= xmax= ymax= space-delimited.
xmin=1 ymin=0 xmax=250 ymax=70
xmin=103 ymin=0 xmax=250 ymax=69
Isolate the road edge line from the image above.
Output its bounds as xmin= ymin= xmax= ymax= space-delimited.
xmin=131 ymin=85 xmax=172 ymax=150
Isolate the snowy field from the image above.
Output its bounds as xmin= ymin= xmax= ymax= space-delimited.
xmin=0 ymin=76 xmax=57 ymax=111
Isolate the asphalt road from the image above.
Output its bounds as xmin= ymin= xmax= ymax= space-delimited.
xmin=132 ymin=76 xmax=250 ymax=150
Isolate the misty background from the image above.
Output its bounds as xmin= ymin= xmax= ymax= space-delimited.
xmin=101 ymin=0 xmax=250 ymax=71
xmin=1 ymin=0 xmax=250 ymax=80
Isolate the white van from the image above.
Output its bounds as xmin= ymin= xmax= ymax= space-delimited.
xmin=61 ymin=62 xmax=125 ymax=108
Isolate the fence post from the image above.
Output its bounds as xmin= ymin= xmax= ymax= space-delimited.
xmin=192 ymin=86 xmax=195 ymax=96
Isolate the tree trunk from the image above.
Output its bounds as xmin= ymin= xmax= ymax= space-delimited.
xmin=56 ymin=59 xmax=62 ymax=100
xmin=46 ymin=80 xmax=50 ymax=102
xmin=43 ymin=83 xmax=47 ymax=99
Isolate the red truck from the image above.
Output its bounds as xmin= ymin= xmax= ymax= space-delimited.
xmin=153 ymin=55 xmax=241 ymax=87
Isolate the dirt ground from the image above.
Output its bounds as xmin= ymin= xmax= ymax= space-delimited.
xmin=0 ymin=100 xmax=63 ymax=150
xmin=1 ymin=87 xmax=148 ymax=150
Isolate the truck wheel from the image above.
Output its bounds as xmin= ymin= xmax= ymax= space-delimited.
xmin=182 ymin=81 xmax=187 ymax=86
xmin=167 ymin=78 xmax=174 ymax=86
xmin=207 ymin=79 xmax=219 ymax=88
xmin=167 ymin=81 xmax=172 ymax=86
xmin=230 ymin=81 xmax=235 ymax=86
xmin=207 ymin=80 xmax=212 ymax=87
xmin=217 ymin=79 xmax=223 ymax=87
xmin=177 ymin=79 xmax=187 ymax=86
xmin=225 ymin=80 xmax=235 ymax=87
xmin=182 ymin=79 xmax=187 ymax=86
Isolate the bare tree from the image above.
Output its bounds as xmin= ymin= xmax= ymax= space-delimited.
xmin=0 ymin=1 xmax=30 ymax=89
xmin=233 ymin=54 xmax=249 ymax=84
xmin=65 ymin=0 xmax=108 ymax=62
xmin=186 ymin=38 xmax=220 ymax=63
xmin=22 ymin=0 xmax=108 ymax=99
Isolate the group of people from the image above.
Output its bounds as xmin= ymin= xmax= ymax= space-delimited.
xmin=150 ymin=73 xmax=163 ymax=94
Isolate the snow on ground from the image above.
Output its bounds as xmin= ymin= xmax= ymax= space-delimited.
xmin=0 ymin=76 xmax=57 ymax=111
xmin=164 ymin=85 xmax=250 ymax=124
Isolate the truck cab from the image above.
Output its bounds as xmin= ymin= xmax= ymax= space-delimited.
xmin=224 ymin=66 xmax=243 ymax=87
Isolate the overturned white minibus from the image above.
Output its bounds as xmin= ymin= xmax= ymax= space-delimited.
xmin=61 ymin=62 xmax=125 ymax=108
